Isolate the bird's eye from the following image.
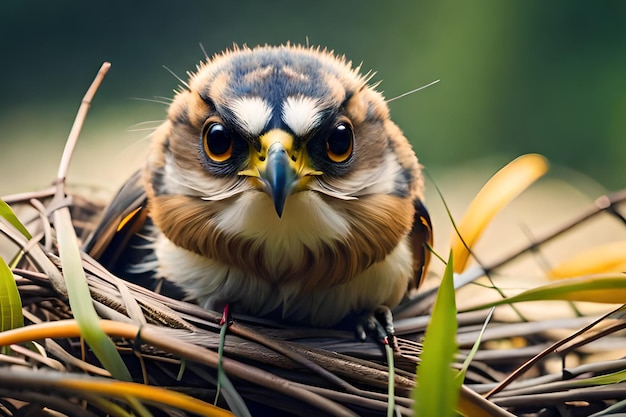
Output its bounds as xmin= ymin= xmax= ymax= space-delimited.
xmin=202 ymin=122 xmax=233 ymax=162
xmin=326 ymin=122 xmax=354 ymax=163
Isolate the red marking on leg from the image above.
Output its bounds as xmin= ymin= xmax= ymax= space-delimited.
xmin=219 ymin=303 xmax=230 ymax=326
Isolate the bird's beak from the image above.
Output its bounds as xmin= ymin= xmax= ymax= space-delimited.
xmin=262 ymin=140 xmax=296 ymax=217
xmin=238 ymin=129 xmax=321 ymax=218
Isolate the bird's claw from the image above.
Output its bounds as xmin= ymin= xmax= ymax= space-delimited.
xmin=356 ymin=306 xmax=398 ymax=349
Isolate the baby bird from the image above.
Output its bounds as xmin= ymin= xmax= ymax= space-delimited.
xmin=86 ymin=44 xmax=432 ymax=328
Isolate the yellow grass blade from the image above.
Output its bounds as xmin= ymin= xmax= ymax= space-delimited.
xmin=451 ymin=154 xmax=549 ymax=273
xmin=458 ymin=385 xmax=517 ymax=417
xmin=549 ymin=241 xmax=626 ymax=279
xmin=465 ymin=274 xmax=626 ymax=311
xmin=0 ymin=368 xmax=233 ymax=417
xmin=57 ymin=378 xmax=234 ymax=417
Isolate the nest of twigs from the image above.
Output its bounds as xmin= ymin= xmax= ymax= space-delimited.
xmin=2 ymin=63 xmax=626 ymax=417
xmin=1 ymin=191 xmax=424 ymax=417
xmin=3 ymin=185 xmax=626 ymax=417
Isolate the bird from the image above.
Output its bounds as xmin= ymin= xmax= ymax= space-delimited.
xmin=85 ymin=44 xmax=432 ymax=330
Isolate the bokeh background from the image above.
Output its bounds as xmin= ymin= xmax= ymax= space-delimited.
xmin=1 ymin=1 xmax=626 ymax=265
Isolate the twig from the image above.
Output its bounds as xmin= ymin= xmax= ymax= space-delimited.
xmin=56 ymin=62 xmax=111 ymax=185
xmin=482 ymin=189 xmax=626 ymax=275
xmin=1 ymin=186 xmax=56 ymax=205
xmin=485 ymin=304 xmax=626 ymax=398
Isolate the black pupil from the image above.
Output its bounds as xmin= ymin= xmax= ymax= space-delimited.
xmin=328 ymin=123 xmax=352 ymax=156
xmin=207 ymin=123 xmax=231 ymax=155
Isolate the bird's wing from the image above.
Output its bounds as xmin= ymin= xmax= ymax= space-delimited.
xmin=83 ymin=170 xmax=148 ymax=264
xmin=409 ymin=198 xmax=433 ymax=290
xmin=83 ymin=171 xmax=186 ymax=298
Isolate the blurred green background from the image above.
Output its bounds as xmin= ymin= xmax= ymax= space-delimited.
xmin=1 ymin=1 xmax=625 ymax=196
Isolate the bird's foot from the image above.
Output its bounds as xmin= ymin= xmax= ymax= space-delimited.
xmin=355 ymin=305 xmax=398 ymax=350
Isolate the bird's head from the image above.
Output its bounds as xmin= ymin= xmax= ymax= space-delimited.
xmin=144 ymin=44 xmax=423 ymax=280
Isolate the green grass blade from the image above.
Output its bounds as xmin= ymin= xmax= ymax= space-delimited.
xmin=413 ymin=251 xmax=460 ymax=417
xmin=84 ymin=394 xmax=136 ymax=417
xmin=570 ymin=368 xmax=626 ymax=387
xmin=385 ymin=344 xmax=395 ymax=417
xmin=588 ymin=398 xmax=626 ymax=417
xmin=54 ymin=207 xmax=131 ymax=381
xmin=215 ymin=319 xmax=227 ymax=405
xmin=0 ymin=257 xmax=24 ymax=354
xmin=0 ymin=199 xmax=32 ymax=239
xmin=456 ymin=307 xmax=494 ymax=384
xmin=124 ymin=395 xmax=154 ymax=417
xmin=217 ymin=368 xmax=251 ymax=417
xmin=465 ymin=274 xmax=626 ymax=311
xmin=216 ymin=316 xmax=251 ymax=417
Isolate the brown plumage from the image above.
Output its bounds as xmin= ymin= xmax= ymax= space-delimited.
xmin=86 ymin=44 xmax=432 ymax=327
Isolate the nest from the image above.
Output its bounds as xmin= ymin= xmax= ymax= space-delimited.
xmin=3 ymin=186 xmax=626 ymax=417
xmin=2 ymin=189 xmax=428 ymax=417
xmin=2 ymin=63 xmax=626 ymax=417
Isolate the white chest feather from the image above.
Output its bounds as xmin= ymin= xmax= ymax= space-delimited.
xmin=155 ymin=233 xmax=413 ymax=326
xmin=213 ymin=190 xmax=350 ymax=277
xmin=153 ymin=190 xmax=413 ymax=326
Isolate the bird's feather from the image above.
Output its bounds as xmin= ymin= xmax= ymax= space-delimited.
xmin=83 ymin=171 xmax=184 ymax=298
